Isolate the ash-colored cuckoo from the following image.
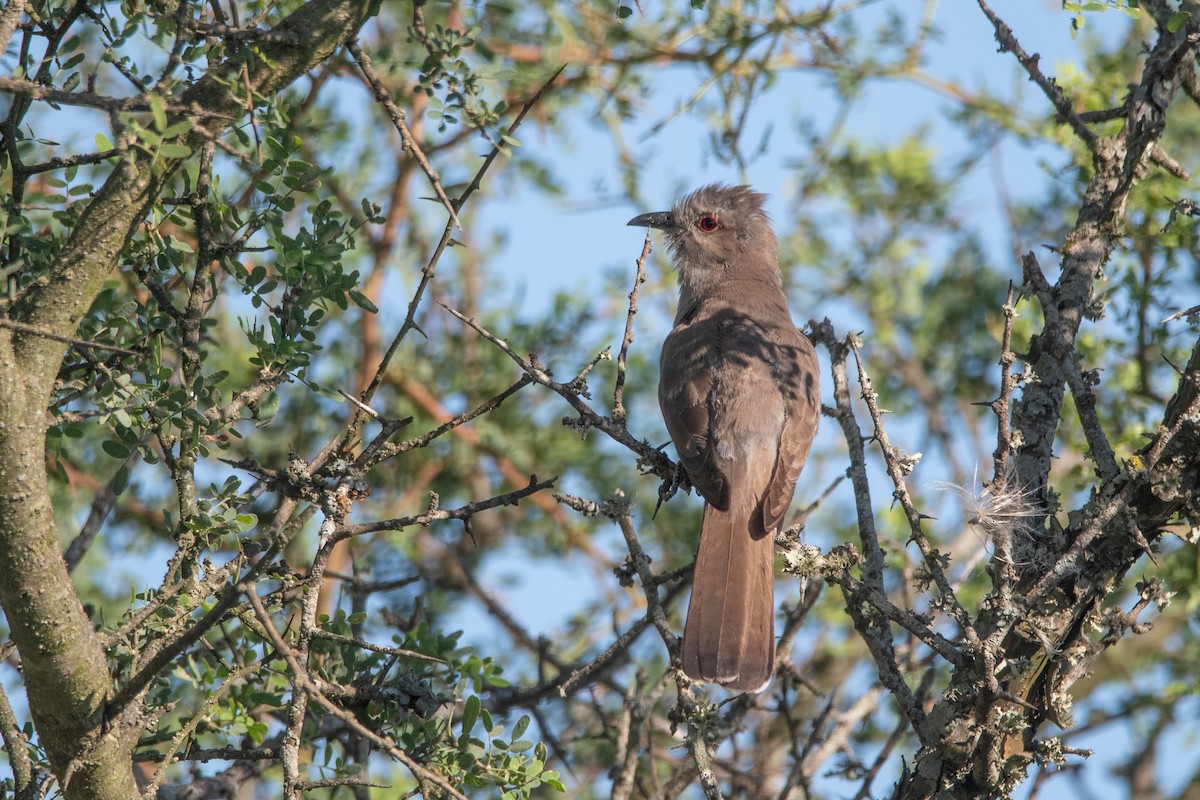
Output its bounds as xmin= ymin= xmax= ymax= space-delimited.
xmin=629 ymin=184 xmax=820 ymax=692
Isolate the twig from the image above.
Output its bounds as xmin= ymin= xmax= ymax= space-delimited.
xmin=688 ymin=722 xmax=725 ymax=800
xmin=135 ymin=745 xmax=280 ymax=763
xmin=345 ymin=573 xmax=421 ymax=595
xmin=295 ymin=777 xmax=391 ymax=791
xmin=0 ymin=75 xmax=233 ymax=118
xmin=987 ymin=283 xmax=1021 ymax=610
xmin=340 ymin=475 xmax=556 ymax=538
xmin=990 ymin=282 xmax=1018 ymax=487
xmin=975 ymin=0 xmax=1095 ymax=149
xmin=807 ymin=322 xmax=884 ymax=587
xmin=612 ymin=232 xmax=651 ymax=423
xmin=337 ymin=387 xmax=384 ymax=420
xmin=1064 ymin=351 xmax=1120 ymax=483
xmin=849 ymin=342 xmax=979 ymax=651
xmin=808 ymin=322 xmax=933 ymax=742
xmin=618 ymin=512 xmax=679 ymax=651
xmin=823 ymin=571 xmax=964 ymax=666
xmin=610 ymin=680 xmax=645 ymax=800
xmin=347 ymin=38 xmax=462 ymax=229
xmin=143 ymin=658 xmax=267 ymax=796
xmin=437 ymin=302 xmax=675 ymax=479
xmin=557 ymin=611 xmax=655 ymax=696
xmin=11 ymin=147 xmax=120 ymax=176
xmin=363 ymin=375 xmax=533 ymax=467
xmin=802 ymin=686 xmax=885 ymax=776
xmin=309 ymin=629 xmax=446 ymax=663
xmin=0 ymin=317 xmax=140 ymax=356
xmin=323 ymin=64 xmax=568 ymax=476
xmin=1162 ymin=302 xmax=1200 ymax=323
xmin=851 ymin=699 xmax=923 ymax=800
xmin=458 ymin=64 xmax=567 ymax=203
xmin=63 ymin=440 xmax=144 ymax=572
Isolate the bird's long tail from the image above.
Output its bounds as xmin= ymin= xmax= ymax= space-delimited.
xmin=680 ymin=501 xmax=775 ymax=692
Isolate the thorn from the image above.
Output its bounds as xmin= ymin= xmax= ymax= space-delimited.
xmin=337 ymin=388 xmax=382 ymax=420
xmin=1131 ymin=526 xmax=1159 ymax=566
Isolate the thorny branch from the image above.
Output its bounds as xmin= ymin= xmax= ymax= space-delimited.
xmin=612 ymin=232 xmax=651 ymax=423
xmin=335 ymin=64 xmax=570 ymax=466
xmin=975 ymin=0 xmax=1096 ymax=149
xmin=347 ymin=37 xmax=462 ymax=230
xmin=438 ymin=301 xmax=676 ymax=480
xmin=990 ymin=282 xmax=1019 ymax=488
xmin=809 ymin=322 xmax=932 ymax=744
xmin=339 ymin=475 xmax=556 ymax=539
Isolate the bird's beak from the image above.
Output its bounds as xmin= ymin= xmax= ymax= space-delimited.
xmin=626 ymin=211 xmax=677 ymax=230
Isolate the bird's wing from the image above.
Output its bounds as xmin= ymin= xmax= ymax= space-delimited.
xmin=761 ymin=329 xmax=821 ymax=532
xmin=659 ymin=323 xmax=730 ymax=511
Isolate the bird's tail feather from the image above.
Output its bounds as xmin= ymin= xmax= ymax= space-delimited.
xmin=681 ymin=501 xmax=775 ymax=692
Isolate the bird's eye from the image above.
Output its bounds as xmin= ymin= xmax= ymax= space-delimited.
xmin=696 ymin=215 xmax=718 ymax=232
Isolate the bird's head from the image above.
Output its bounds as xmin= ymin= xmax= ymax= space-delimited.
xmin=627 ymin=184 xmax=777 ymax=280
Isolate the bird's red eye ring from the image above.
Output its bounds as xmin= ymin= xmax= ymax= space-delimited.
xmin=697 ymin=215 xmax=718 ymax=232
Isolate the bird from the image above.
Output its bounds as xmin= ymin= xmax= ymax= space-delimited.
xmin=628 ymin=184 xmax=820 ymax=692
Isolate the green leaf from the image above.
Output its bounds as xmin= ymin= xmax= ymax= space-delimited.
xmin=462 ymin=694 xmax=480 ymax=733
xmin=149 ymin=94 xmax=167 ymax=133
xmin=1168 ymin=11 xmax=1190 ymax=32
xmin=159 ymin=143 xmax=192 ymax=159
xmin=94 ymin=132 xmax=115 ymax=152
xmin=348 ymin=289 xmax=379 ymax=313
xmin=112 ymin=465 xmax=129 ymax=495
xmin=512 ymin=714 xmax=530 ymax=739
xmin=617 ymin=5 xmax=632 ymax=19
xmin=162 ymin=120 xmax=193 ymax=138
xmin=102 ymin=440 xmax=130 ymax=459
